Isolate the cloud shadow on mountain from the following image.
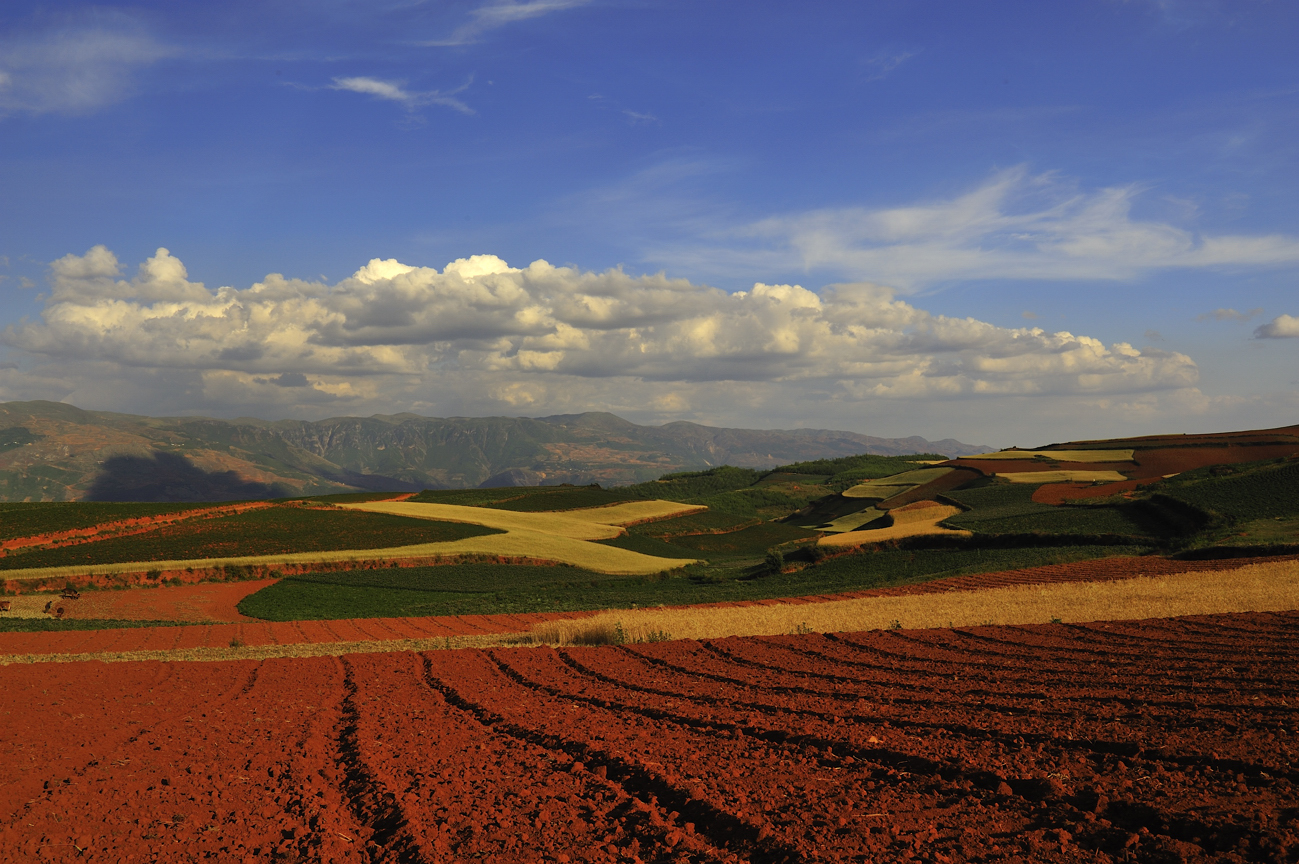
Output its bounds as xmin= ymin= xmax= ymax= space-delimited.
xmin=85 ymin=451 xmax=292 ymax=502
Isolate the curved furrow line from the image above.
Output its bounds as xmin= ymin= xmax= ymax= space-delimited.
xmin=697 ymin=640 xmax=1236 ymax=716
xmin=633 ymin=639 xmax=1182 ymax=724
xmin=891 ymin=628 xmax=1298 ymax=692
xmin=556 ymin=647 xmax=1203 ymax=767
xmin=1056 ymin=619 xmax=1299 ymax=656
xmin=421 ymin=650 xmax=775 ymax=864
xmin=708 ymin=636 xmax=1195 ymax=696
xmin=335 ymin=656 xmax=436 ymax=864
xmin=355 ymin=650 xmax=678 ymax=864
xmin=485 ymin=645 xmax=1298 ymax=849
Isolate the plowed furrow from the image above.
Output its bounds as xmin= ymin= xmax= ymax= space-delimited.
xmin=422 ymin=650 xmax=751 ymax=863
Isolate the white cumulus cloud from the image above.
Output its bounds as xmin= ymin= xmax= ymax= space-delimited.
xmin=1255 ymin=314 xmax=1299 ymax=339
xmin=0 ymin=246 xmax=1202 ymax=425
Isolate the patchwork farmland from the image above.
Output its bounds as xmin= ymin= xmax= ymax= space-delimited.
xmin=2 ymin=422 xmax=1299 ymax=862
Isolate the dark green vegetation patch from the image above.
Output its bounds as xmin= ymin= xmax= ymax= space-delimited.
xmin=0 ymin=502 xmax=214 ymax=543
xmin=237 ymin=543 xmax=1142 ymax=621
xmin=627 ymin=511 xmax=758 ymax=537
xmin=943 ymin=483 xmax=1156 ymax=537
xmin=1159 ymin=459 xmax=1299 ymax=523
xmin=0 ymin=618 xmax=185 ymax=633
xmin=0 ymin=426 xmax=42 ymax=455
xmin=0 ymin=506 xmax=501 ymax=570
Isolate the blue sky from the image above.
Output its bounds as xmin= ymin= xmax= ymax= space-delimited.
xmin=1 ymin=0 xmax=1296 ymax=446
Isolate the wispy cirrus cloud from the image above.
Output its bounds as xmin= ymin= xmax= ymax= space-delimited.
xmin=0 ymin=18 xmax=173 ymax=116
xmin=861 ymin=49 xmax=916 ymax=82
xmin=666 ymin=167 xmax=1299 ymax=290
xmin=424 ymin=0 xmax=593 ymax=47
xmin=330 ymin=76 xmax=474 ymax=115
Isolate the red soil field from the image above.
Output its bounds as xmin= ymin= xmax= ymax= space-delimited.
xmin=944 ymin=458 xmax=1137 ymax=477
xmin=1032 ymin=480 xmax=1144 ymax=504
xmin=2 ymin=612 xmax=1296 ymax=863
xmin=1056 ymin=424 xmax=1299 ymax=450
xmin=56 ymin=579 xmax=276 ymax=623
xmin=1130 ymin=446 xmax=1299 ymax=477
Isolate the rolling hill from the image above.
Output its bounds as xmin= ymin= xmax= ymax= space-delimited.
xmin=0 ymin=400 xmax=990 ymax=501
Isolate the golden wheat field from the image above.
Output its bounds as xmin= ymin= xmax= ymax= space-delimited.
xmin=817 ymin=502 xmax=969 ymax=546
xmin=531 ymin=558 xmax=1299 ymax=644
xmin=962 ymin=449 xmax=1135 ymax=462
xmin=997 ymin=469 xmax=1129 ymax=484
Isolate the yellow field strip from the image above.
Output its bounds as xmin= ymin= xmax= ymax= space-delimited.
xmin=818 ymin=506 xmax=887 ymax=534
xmin=818 ymin=504 xmax=970 ymax=546
xmin=2 ymin=499 xmax=702 ymax=583
xmin=0 ymin=633 xmax=532 ymax=666
xmin=842 ymin=467 xmax=954 ymax=499
xmin=534 ymin=559 xmax=1299 ymax=644
xmin=963 ymin=449 xmax=1135 ymax=463
xmin=341 ymin=500 xmax=703 ymax=539
xmin=6 ymin=560 xmax=1295 ymax=664
xmin=998 ymin=470 xmax=1128 ymax=484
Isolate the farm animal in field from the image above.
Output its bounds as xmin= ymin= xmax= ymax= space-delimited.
xmin=61 ymin=588 xmax=80 ymax=600
xmin=0 ymin=600 xmax=10 ymax=612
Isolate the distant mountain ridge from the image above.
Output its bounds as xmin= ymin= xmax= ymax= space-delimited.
xmin=0 ymin=400 xmax=991 ymax=501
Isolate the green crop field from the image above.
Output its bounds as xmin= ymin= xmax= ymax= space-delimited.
xmin=627 ymin=511 xmax=758 ymax=537
xmin=1160 ymin=459 xmax=1299 ymax=522
xmin=0 ymin=502 xmax=215 ymax=542
xmin=0 ymin=618 xmax=186 ymax=633
xmin=664 ymin=522 xmax=819 ymax=554
xmin=943 ymin=483 xmax=1154 ymax=536
xmin=236 ymin=542 xmax=1143 ymax=622
xmin=484 ymin=487 xmax=642 ymax=511
xmin=0 ymin=505 xmax=501 ymax=570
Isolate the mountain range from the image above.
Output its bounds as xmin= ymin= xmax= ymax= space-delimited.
xmin=0 ymin=400 xmax=991 ymax=501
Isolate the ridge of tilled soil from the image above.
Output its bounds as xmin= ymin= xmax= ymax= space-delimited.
xmin=2 ymin=611 xmax=1296 ymax=862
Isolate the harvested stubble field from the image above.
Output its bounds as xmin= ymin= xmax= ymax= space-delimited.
xmin=2 ymin=610 xmax=1297 ymax=863
xmin=536 ymin=558 xmax=1299 ymax=644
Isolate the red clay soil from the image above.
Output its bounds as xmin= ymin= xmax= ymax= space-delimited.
xmin=1032 ymin=479 xmax=1145 ymax=504
xmin=55 ymin=579 xmax=277 ymax=623
xmin=2 ymin=611 xmax=1296 ymax=863
xmin=1130 ymin=445 xmax=1299 ymax=476
xmin=944 ymin=458 xmax=1137 ymax=476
